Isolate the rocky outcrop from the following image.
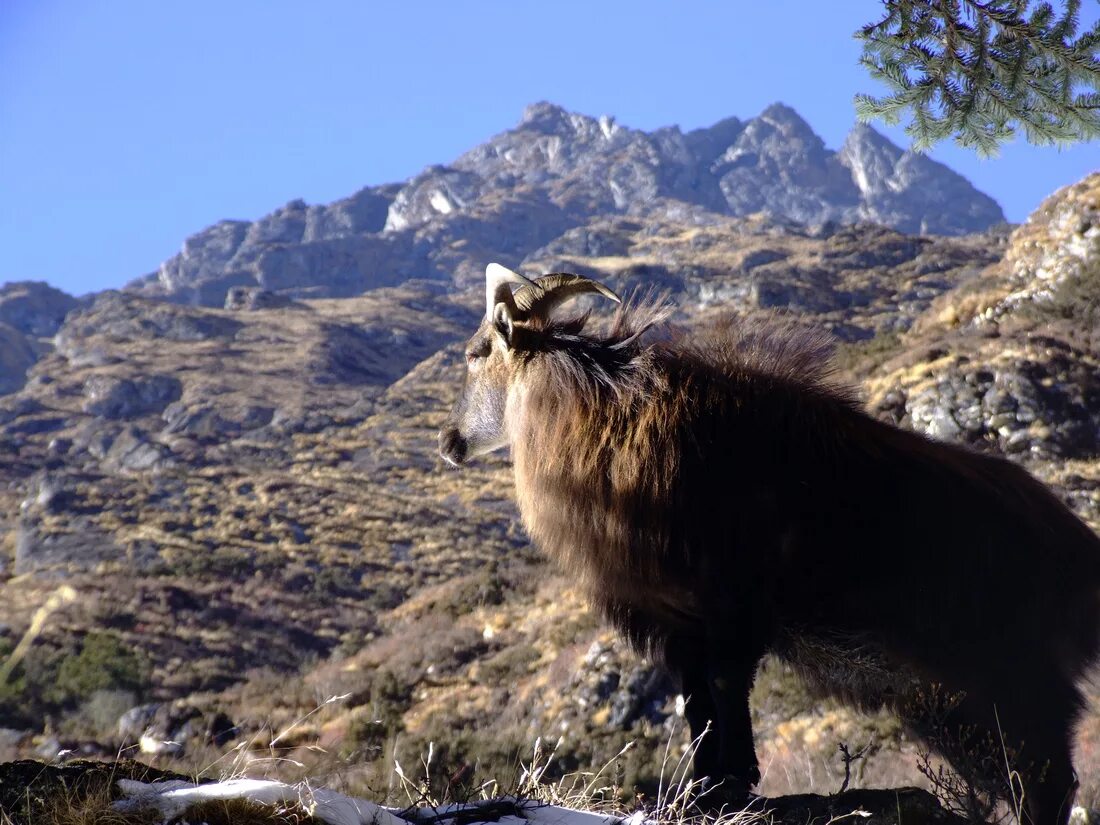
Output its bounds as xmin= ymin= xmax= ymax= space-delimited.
xmin=57 ymin=292 xmax=243 ymax=351
xmin=82 ymin=375 xmax=182 ymax=420
xmin=0 ymin=323 xmax=37 ymax=395
xmin=837 ymin=124 xmax=1004 ymax=235
xmin=14 ymin=473 xmax=127 ymax=577
xmin=876 ymin=345 xmax=1100 ymax=460
xmin=866 ymin=174 xmax=1100 ymax=471
xmin=0 ymin=282 xmax=81 ymax=395
xmin=223 ymin=286 xmax=301 ymax=311
xmin=0 ymin=281 xmax=80 ymax=337
xmin=117 ymin=701 xmax=237 ymax=756
xmin=123 ymin=102 xmax=1004 ymax=306
xmin=714 ymin=103 xmax=861 ymax=225
xmin=913 ymin=172 xmax=1099 ymax=335
xmin=995 ymin=172 xmax=1100 ymax=321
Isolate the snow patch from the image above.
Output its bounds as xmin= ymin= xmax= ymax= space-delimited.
xmin=598 ymin=115 xmax=618 ymax=140
xmin=429 ymin=190 xmax=455 ymax=215
xmin=114 ymin=777 xmax=643 ymax=825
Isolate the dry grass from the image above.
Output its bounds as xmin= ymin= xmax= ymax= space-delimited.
xmin=1 ymin=728 xmax=765 ymax=825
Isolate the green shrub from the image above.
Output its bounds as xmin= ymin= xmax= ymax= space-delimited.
xmin=50 ymin=632 xmax=148 ymax=708
xmin=344 ymin=668 xmax=412 ymax=757
xmin=0 ymin=637 xmax=68 ymax=726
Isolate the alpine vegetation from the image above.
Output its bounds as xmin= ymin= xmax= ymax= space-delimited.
xmin=439 ymin=263 xmax=1100 ymax=825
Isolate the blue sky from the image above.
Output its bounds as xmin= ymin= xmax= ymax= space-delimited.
xmin=2 ymin=1 xmax=1097 ymax=297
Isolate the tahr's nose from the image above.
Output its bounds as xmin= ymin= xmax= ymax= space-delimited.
xmin=438 ymin=427 xmax=468 ymax=467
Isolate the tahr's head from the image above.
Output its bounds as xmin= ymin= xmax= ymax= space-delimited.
xmin=438 ymin=263 xmax=619 ymax=466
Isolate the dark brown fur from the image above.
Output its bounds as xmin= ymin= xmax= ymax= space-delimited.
xmin=447 ymin=300 xmax=1100 ymax=825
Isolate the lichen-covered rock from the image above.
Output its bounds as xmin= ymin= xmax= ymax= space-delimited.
xmin=997 ymin=173 xmax=1100 ymax=320
xmin=82 ymin=374 xmax=182 ymax=419
xmin=14 ymin=512 xmax=122 ymax=577
xmin=566 ymin=636 xmax=675 ymax=732
xmin=874 ymin=347 xmax=1100 ymax=460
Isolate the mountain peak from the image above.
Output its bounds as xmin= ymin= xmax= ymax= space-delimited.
xmin=842 ymin=122 xmax=902 ymax=156
xmin=758 ymin=102 xmax=815 ymax=132
xmin=125 ymin=101 xmax=1005 ymax=306
xmin=519 ymin=101 xmax=583 ymax=134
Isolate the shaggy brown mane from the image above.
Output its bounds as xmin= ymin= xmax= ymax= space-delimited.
xmin=527 ymin=297 xmax=857 ymax=413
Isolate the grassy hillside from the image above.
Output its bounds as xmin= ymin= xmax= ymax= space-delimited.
xmin=1 ymin=177 xmax=1098 ymax=813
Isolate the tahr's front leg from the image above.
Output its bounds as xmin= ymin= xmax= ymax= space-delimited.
xmin=671 ymin=638 xmax=722 ymax=782
xmin=667 ymin=635 xmax=764 ymax=797
xmin=707 ymin=651 xmax=761 ymax=791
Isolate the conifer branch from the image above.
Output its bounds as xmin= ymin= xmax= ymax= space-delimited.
xmin=855 ymin=0 xmax=1100 ymax=154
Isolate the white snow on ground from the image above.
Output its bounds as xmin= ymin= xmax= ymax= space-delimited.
xmin=114 ymin=778 xmax=411 ymax=825
xmin=113 ymin=777 xmax=646 ymax=825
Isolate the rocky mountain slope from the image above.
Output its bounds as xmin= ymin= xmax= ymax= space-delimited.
xmin=0 ymin=105 xmax=1095 ymax=813
xmin=0 ymin=104 xmax=1005 ymax=410
xmin=120 ymin=102 xmax=1003 ymax=309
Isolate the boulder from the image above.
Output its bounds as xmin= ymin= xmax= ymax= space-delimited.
xmin=82 ymin=374 xmax=182 ymax=420
xmin=223 ymin=286 xmax=299 ymax=311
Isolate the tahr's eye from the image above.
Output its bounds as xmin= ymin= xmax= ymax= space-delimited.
xmin=465 ymin=342 xmax=490 ymax=366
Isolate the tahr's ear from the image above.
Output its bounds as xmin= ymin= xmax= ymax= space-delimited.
xmin=492 ymin=301 xmax=514 ymax=346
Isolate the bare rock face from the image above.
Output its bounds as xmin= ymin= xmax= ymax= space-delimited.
xmin=0 ymin=323 xmax=37 ymax=395
xmin=837 ymin=124 xmax=1005 ymax=235
xmin=996 ymin=172 xmax=1100 ymax=320
xmin=122 ymin=102 xmax=1004 ymax=307
xmin=303 ymin=184 xmax=398 ymax=240
xmin=0 ymin=282 xmax=81 ymax=395
xmin=82 ymin=374 xmax=183 ymax=420
xmin=881 ymin=349 xmax=1100 ymax=460
xmin=865 ymin=173 xmax=1100 ymax=477
xmin=714 ymin=103 xmax=861 ymax=225
xmin=14 ymin=473 xmax=126 ymax=577
xmin=384 ymin=167 xmax=484 ymax=232
xmin=0 ymin=281 xmax=80 ymax=337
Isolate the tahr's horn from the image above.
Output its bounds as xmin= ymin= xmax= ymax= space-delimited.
xmin=485 ymin=263 xmax=538 ymax=320
xmin=513 ymin=273 xmax=621 ymax=320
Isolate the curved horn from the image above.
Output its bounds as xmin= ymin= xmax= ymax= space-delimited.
xmin=485 ymin=262 xmax=538 ymax=320
xmin=513 ymin=273 xmax=621 ymax=319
